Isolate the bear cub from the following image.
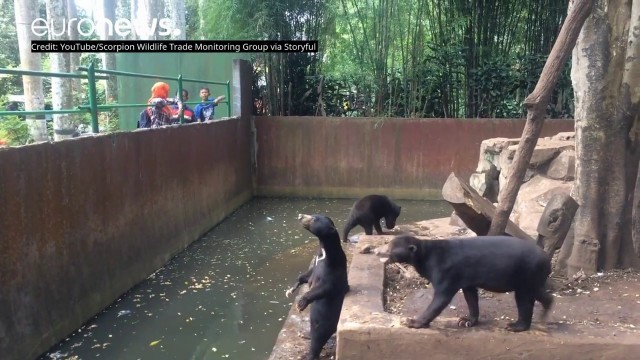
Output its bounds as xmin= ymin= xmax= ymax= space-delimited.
xmin=343 ymin=194 xmax=401 ymax=243
xmin=288 ymin=214 xmax=349 ymax=360
xmin=379 ymin=235 xmax=553 ymax=332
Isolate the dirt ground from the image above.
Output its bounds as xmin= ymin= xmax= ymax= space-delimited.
xmin=286 ymin=221 xmax=640 ymax=360
xmin=384 ymin=263 xmax=640 ymax=335
xmin=382 ymin=221 xmax=640 ymax=338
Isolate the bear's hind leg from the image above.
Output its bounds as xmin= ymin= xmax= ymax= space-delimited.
xmin=304 ymin=321 xmax=335 ymax=360
xmin=506 ymin=290 xmax=535 ymax=332
xmin=535 ymin=287 xmax=554 ymax=320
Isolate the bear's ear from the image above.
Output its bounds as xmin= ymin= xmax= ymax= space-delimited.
xmin=408 ymin=244 xmax=417 ymax=253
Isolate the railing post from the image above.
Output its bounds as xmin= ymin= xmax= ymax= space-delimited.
xmin=86 ymin=61 xmax=99 ymax=133
xmin=226 ymin=80 xmax=231 ymax=117
xmin=177 ymin=75 xmax=184 ymax=124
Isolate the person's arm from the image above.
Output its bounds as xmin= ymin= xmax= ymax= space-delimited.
xmin=213 ymin=95 xmax=226 ymax=105
xmin=138 ymin=109 xmax=151 ymax=128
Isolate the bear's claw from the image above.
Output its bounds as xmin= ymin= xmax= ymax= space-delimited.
xmin=457 ymin=316 xmax=477 ymax=328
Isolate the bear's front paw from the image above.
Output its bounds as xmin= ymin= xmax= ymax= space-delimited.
xmin=402 ymin=317 xmax=429 ymax=329
xmin=296 ymin=297 xmax=310 ymax=312
xmin=457 ymin=316 xmax=478 ymax=328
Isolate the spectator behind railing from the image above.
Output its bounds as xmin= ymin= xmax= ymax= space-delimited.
xmin=170 ymin=89 xmax=196 ymax=123
xmin=194 ymin=87 xmax=225 ymax=122
xmin=137 ymin=82 xmax=181 ymax=128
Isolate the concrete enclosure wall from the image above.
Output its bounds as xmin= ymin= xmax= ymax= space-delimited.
xmin=0 ymin=107 xmax=575 ymax=359
xmin=0 ymin=119 xmax=253 ymax=360
xmin=254 ymin=117 xmax=575 ymax=199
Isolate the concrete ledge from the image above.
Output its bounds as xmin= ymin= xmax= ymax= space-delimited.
xmin=337 ymin=236 xmax=640 ymax=360
xmin=256 ymin=186 xmax=443 ymax=201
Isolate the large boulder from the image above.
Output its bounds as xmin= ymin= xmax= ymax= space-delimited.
xmin=468 ymin=132 xmax=576 ymax=238
xmin=510 ymin=176 xmax=574 ymax=237
xmin=546 ymin=150 xmax=576 ymax=181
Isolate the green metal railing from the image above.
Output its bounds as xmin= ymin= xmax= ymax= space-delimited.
xmin=0 ymin=67 xmax=109 ymax=130
xmin=0 ymin=60 xmax=232 ymax=134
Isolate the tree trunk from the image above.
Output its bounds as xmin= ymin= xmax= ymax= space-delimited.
xmin=151 ymin=0 xmax=165 ymax=40
xmin=633 ymin=156 xmax=640 ymax=258
xmin=134 ymin=0 xmax=152 ymax=40
xmin=66 ymin=0 xmax=81 ymax=114
xmin=14 ymin=0 xmax=47 ymax=142
xmin=132 ymin=0 xmax=160 ymax=40
xmin=626 ymin=1 xmax=640 ymax=261
xmin=566 ymin=0 xmax=640 ymax=276
xmin=167 ymin=0 xmax=185 ymax=40
xmin=487 ymin=0 xmax=594 ymax=236
xmin=101 ymin=0 xmax=118 ymax=102
xmin=197 ymin=0 xmax=206 ymax=39
xmin=46 ymin=0 xmax=75 ymax=141
xmin=129 ymin=0 xmax=137 ymax=40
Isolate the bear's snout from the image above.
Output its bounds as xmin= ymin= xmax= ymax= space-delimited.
xmin=374 ymin=244 xmax=391 ymax=262
xmin=298 ymin=214 xmax=314 ymax=228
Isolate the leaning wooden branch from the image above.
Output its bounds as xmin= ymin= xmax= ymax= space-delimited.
xmin=442 ymin=172 xmax=534 ymax=241
xmin=488 ymin=0 xmax=595 ymax=236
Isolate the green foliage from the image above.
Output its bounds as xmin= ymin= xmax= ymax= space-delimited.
xmin=469 ymin=58 xmax=520 ymax=118
xmin=185 ymin=0 xmax=201 ymax=40
xmin=0 ymin=0 xmax=22 ymax=100
xmin=0 ymin=116 xmax=31 ymax=146
xmin=198 ymin=0 xmax=271 ymax=40
xmin=202 ymin=0 xmax=335 ymax=116
xmin=101 ymin=109 xmax=121 ymax=132
xmin=202 ymin=0 xmax=574 ymax=119
xmin=4 ymin=0 xmax=575 ymax=121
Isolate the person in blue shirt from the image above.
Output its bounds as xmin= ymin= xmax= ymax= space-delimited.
xmin=194 ymin=87 xmax=226 ymax=122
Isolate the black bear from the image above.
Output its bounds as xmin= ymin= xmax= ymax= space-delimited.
xmin=286 ymin=214 xmax=349 ymax=360
xmin=342 ymin=194 xmax=402 ymax=243
xmin=378 ymin=235 xmax=553 ymax=332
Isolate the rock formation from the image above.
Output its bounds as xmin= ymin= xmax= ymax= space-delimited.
xmin=468 ymin=131 xmax=576 ymax=238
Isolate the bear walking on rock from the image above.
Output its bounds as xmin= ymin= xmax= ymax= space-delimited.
xmin=343 ymin=194 xmax=402 ymax=243
xmin=289 ymin=214 xmax=349 ymax=360
xmin=378 ymin=235 xmax=553 ymax=332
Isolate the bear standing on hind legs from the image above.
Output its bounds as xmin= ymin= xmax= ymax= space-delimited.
xmin=289 ymin=214 xmax=349 ymax=360
xmin=343 ymin=194 xmax=402 ymax=243
xmin=378 ymin=235 xmax=553 ymax=332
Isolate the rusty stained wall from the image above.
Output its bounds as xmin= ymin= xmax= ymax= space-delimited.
xmin=0 ymin=118 xmax=253 ymax=360
xmin=254 ymin=117 xmax=575 ymax=199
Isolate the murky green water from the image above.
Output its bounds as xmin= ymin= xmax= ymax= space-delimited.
xmin=39 ymin=197 xmax=450 ymax=360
